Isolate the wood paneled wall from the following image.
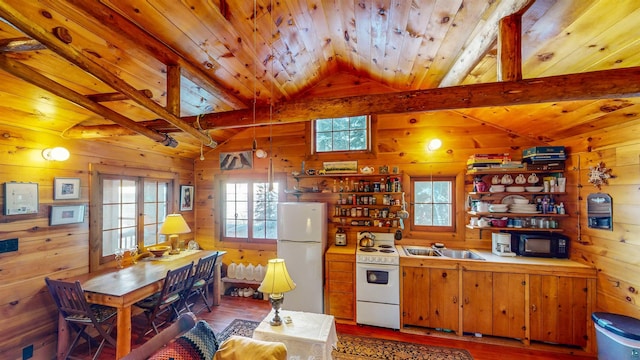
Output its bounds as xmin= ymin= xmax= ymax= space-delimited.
xmin=0 ymin=124 xmax=194 ymax=360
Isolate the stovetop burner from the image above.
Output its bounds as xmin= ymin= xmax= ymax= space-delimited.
xmin=379 ymin=249 xmax=395 ymax=253
xmin=378 ymin=244 xmax=393 ymax=249
xmin=359 ymin=247 xmax=377 ymax=252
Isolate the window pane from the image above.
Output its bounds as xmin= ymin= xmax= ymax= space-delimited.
xmin=121 ymin=180 xmax=136 ymax=202
xmin=236 ymin=220 xmax=248 ymax=237
xmin=143 ymin=224 xmax=158 ymax=247
xmin=144 ymin=203 xmax=157 ymax=224
xmin=316 ymin=132 xmax=332 ymax=152
xmin=103 ymin=204 xmax=120 ymax=229
xmin=434 ymin=204 xmax=451 ymax=226
xmin=315 ymin=115 xmax=369 ymax=153
xmin=316 ymin=119 xmax=333 ymax=132
xmin=121 ymin=204 xmax=136 ymax=227
xmin=102 ymin=229 xmax=120 ymax=256
xmin=223 ymin=179 xmax=280 ymax=242
xmin=414 ymin=204 xmax=433 ymax=226
xmin=415 ymin=182 xmax=433 ymax=203
xmin=143 ymin=181 xmax=156 ymax=202
xmin=266 ymin=220 xmax=277 ymax=238
xmin=103 ymin=179 xmax=120 ymax=203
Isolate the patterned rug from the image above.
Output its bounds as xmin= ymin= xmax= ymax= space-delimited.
xmin=217 ymin=319 xmax=473 ymax=360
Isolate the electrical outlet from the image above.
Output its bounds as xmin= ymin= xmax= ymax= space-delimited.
xmin=0 ymin=238 xmax=18 ymax=253
xmin=22 ymin=344 xmax=33 ymax=360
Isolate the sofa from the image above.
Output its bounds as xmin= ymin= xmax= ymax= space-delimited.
xmin=121 ymin=312 xmax=287 ymax=360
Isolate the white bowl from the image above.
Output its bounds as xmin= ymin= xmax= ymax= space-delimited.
xmin=513 ymin=198 xmax=529 ymax=205
xmin=489 ymin=205 xmax=509 ymax=212
xmin=525 ymin=186 xmax=544 ymax=192
xmin=490 ymin=185 xmax=505 ymax=193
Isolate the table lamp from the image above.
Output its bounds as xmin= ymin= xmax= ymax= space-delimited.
xmin=159 ymin=214 xmax=191 ymax=254
xmin=258 ymin=258 xmax=296 ymax=326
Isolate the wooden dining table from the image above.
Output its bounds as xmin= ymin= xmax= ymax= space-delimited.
xmin=58 ymin=249 xmax=225 ymax=359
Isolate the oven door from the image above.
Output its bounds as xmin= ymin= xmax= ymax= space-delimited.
xmin=356 ymin=262 xmax=399 ymax=304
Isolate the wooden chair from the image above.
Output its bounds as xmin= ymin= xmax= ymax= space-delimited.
xmin=44 ymin=277 xmax=117 ymax=360
xmin=183 ymin=251 xmax=219 ymax=314
xmin=134 ymin=262 xmax=194 ymax=337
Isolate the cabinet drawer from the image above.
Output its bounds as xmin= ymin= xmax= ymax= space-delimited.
xmin=329 ymin=293 xmax=354 ymax=319
xmin=329 ymin=270 xmax=353 ymax=282
xmin=329 ymin=281 xmax=353 ymax=293
xmin=329 ymin=261 xmax=353 ymax=272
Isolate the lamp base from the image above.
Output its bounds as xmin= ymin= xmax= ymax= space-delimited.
xmin=268 ymin=294 xmax=284 ymax=326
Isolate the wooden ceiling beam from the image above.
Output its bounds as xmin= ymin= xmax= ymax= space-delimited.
xmin=0 ymin=54 xmax=177 ymax=147
xmin=70 ymin=66 xmax=640 ymax=139
xmin=199 ymin=66 xmax=640 ymax=129
xmin=439 ymin=0 xmax=532 ymax=87
xmin=0 ymin=0 xmax=217 ymax=148
xmin=86 ymin=89 xmax=153 ymax=103
xmin=63 ymin=0 xmax=247 ymax=109
xmin=498 ymin=13 xmax=522 ymax=81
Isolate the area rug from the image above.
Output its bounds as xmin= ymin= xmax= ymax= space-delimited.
xmin=216 ymin=319 xmax=473 ymax=360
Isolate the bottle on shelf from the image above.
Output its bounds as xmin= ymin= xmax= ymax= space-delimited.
xmin=333 ymin=179 xmax=337 ymax=193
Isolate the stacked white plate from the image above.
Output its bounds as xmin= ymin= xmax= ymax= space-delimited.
xmin=489 ymin=185 xmax=505 ymax=193
xmin=509 ymin=204 xmax=539 ymax=213
xmin=506 ymin=186 xmax=525 ymax=192
xmin=489 ymin=204 xmax=509 ymax=212
xmin=525 ymin=186 xmax=544 ymax=192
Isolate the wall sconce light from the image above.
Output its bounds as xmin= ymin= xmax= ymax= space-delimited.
xmin=427 ymin=138 xmax=442 ymax=151
xmin=42 ymin=147 xmax=70 ymax=161
xmin=255 ymin=149 xmax=268 ymax=159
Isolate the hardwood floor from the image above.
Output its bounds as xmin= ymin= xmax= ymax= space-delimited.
xmin=91 ymin=295 xmax=595 ymax=359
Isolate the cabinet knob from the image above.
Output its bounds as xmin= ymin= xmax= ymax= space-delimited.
xmin=442 ymin=272 xmax=447 ymax=278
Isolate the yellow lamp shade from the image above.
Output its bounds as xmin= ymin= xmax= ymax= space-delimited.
xmin=258 ymin=259 xmax=296 ymax=295
xmin=159 ymin=214 xmax=191 ymax=235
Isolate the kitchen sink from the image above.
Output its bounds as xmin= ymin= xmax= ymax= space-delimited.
xmin=401 ymin=246 xmax=485 ymax=260
xmin=403 ymin=246 xmax=441 ymax=257
xmin=438 ymin=249 xmax=486 ymax=261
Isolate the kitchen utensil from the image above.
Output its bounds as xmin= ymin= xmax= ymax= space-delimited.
xmin=395 ymin=229 xmax=403 ymax=240
xmin=359 ymin=236 xmax=375 ymax=247
xmin=398 ymin=193 xmax=409 ymax=219
xmin=335 ymin=229 xmax=347 ymax=246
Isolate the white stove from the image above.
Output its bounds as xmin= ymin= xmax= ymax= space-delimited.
xmin=355 ymin=232 xmax=400 ymax=330
xmin=356 ymin=232 xmax=399 ymax=265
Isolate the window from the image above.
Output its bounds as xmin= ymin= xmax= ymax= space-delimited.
xmin=314 ymin=115 xmax=369 ymax=152
xmin=411 ymin=177 xmax=455 ymax=232
xmin=101 ymin=177 xmax=170 ymax=257
xmin=90 ymin=164 xmax=176 ymax=270
xmin=221 ymin=176 xmax=283 ymax=243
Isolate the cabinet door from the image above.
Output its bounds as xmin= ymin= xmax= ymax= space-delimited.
xmin=530 ymin=275 xmax=588 ymax=347
xmin=462 ymin=271 xmax=493 ymax=335
xmin=492 ymin=273 xmax=526 ymax=339
xmin=429 ymin=268 xmax=459 ymax=332
xmin=327 ymin=260 xmax=354 ymax=320
xmin=402 ymin=267 xmax=431 ymax=327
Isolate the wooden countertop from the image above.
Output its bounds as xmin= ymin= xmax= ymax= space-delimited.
xmin=397 ymin=245 xmax=596 ymax=278
xmin=325 ymin=243 xmax=356 ymax=261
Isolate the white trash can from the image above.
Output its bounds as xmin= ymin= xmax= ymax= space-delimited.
xmin=592 ymin=312 xmax=640 ymax=359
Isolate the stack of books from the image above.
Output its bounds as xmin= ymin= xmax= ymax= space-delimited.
xmin=466 ymin=153 xmax=518 ymax=170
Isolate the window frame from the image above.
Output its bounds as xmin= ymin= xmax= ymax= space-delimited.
xmin=312 ymin=115 xmax=372 ymax=154
xmin=410 ymin=176 xmax=456 ymax=233
xmin=89 ymin=164 xmax=178 ymax=271
xmin=218 ymin=173 xmax=285 ymax=244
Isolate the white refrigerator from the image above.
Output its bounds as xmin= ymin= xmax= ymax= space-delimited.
xmin=277 ymin=202 xmax=327 ymax=314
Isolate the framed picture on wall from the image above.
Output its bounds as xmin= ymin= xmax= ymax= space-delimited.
xmin=4 ymin=182 xmax=39 ymax=215
xmin=54 ymin=177 xmax=80 ymax=200
xmin=50 ymin=205 xmax=85 ymax=225
xmin=180 ymin=185 xmax=194 ymax=211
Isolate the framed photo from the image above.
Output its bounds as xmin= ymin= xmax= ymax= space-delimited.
xmin=54 ymin=177 xmax=80 ymax=200
xmin=323 ymin=161 xmax=358 ymax=174
xmin=220 ymin=151 xmax=253 ymax=170
xmin=50 ymin=205 xmax=85 ymax=226
xmin=180 ymin=185 xmax=194 ymax=211
xmin=4 ymin=182 xmax=39 ymax=215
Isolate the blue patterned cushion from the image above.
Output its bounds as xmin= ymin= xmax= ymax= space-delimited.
xmin=149 ymin=320 xmax=218 ymax=360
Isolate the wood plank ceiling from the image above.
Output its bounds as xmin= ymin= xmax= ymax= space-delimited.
xmin=0 ymin=0 xmax=638 ymax=158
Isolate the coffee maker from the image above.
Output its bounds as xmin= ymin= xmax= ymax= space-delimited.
xmin=492 ymin=232 xmax=516 ymax=257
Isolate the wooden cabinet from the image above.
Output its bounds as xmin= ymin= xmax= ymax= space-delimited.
xmin=402 ymin=265 xmax=459 ymax=332
xmin=492 ymin=272 xmax=527 ymax=339
xmin=325 ymin=258 xmax=355 ymax=322
xmin=529 ymin=275 xmax=589 ymax=347
xmin=462 ymin=271 xmax=493 ymax=335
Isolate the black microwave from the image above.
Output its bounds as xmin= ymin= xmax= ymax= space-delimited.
xmin=510 ymin=232 xmax=569 ymax=258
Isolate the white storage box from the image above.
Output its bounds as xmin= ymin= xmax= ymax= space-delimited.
xmin=592 ymin=312 xmax=640 ymax=359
